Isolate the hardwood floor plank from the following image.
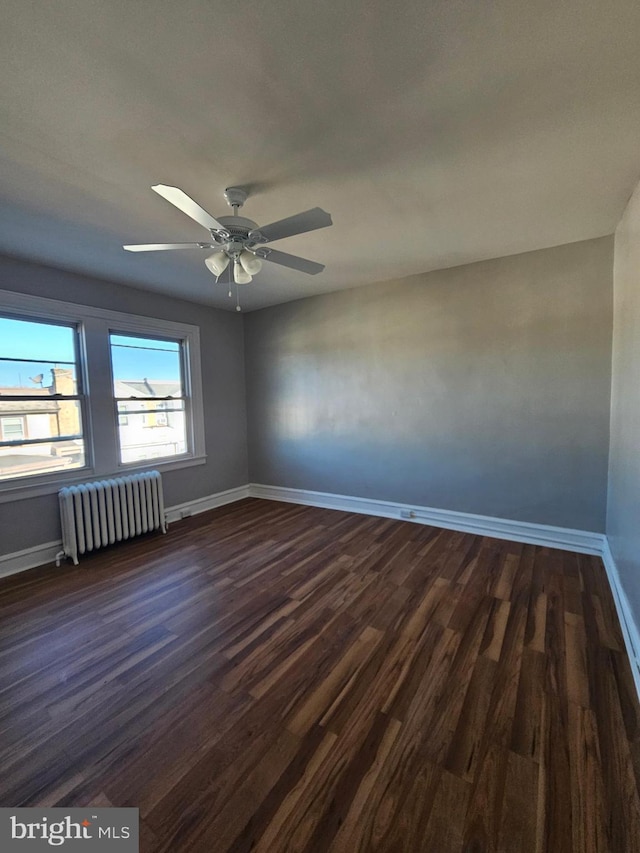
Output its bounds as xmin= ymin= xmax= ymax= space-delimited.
xmin=511 ymin=647 xmax=545 ymax=762
xmin=445 ymin=654 xmax=498 ymax=782
xmin=565 ymin=611 xmax=591 ymax=709
xmin=590 ymin=647 xmax=640 ymax=850
xmin=326 ymin=716 xmax=402 ymax=852
xmin=463 ymin=738 xmax=509 ymax=852
xmin=421 ymin=769 xmax=471 ymax=852
xmin=287 ymin=625 xmax=383 ymax=736
xmin=480 ymin=597 xmax=511 ymax=662
xmin=567 ymin=702 xmax=612 ymax=853
xmin=498 ymin=751 xmax=539 ymax=853
xmin=524 ymin=569 xmax=547 ymax=654
xmin=539 ymin=691 xmax=573 ymax=851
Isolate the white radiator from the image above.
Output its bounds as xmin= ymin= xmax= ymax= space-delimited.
xmin=57 ymin=470 xmax=167 ymax=566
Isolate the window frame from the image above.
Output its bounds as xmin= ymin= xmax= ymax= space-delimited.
xmin=0 ymin=314 xmax=88 ymax=475
xmin=0 ymin=289 xmax=206 ymax=503
xmin=109 ymin=329 xmax=189 ymax=465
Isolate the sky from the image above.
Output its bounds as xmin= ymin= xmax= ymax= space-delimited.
xmin=0 ymin=318 xmax=181 ymax=389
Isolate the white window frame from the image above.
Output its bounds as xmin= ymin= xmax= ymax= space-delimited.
xmin=0 ymin=289 xmax=206 ymax=503
xmin=109 ymin=330 xmax=188 ymax=463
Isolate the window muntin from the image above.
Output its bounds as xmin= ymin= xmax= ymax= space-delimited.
xmin=110 ymin=333 xmax=188 ymax=464
xmin=0 ymin=315 xmax=86 ymax=481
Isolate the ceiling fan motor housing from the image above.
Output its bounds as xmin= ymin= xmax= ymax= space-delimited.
xmin=214 ymin=215 xmax=260 ymax=257
xmin=216 ymin=215 xmax=258 ymax=235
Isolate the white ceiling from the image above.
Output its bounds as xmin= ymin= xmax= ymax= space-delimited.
xmin=1 ymin=0 xmax=640 ymax=312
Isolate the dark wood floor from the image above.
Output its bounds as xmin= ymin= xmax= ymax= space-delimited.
xmin=1 ymin=498 xmax=639 ymax=851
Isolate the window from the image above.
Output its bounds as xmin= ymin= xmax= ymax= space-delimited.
xmin=0 ymin=290 xmax=205 ymax=500
xmin=1 ymin=416 xmax=26 ymax=441
xmin=0 ymin=316 xmax=86 ymax=482
xmin=110 ymin=333 xmax=188 ymax=464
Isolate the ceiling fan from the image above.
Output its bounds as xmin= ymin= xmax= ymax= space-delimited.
xmin=123 ymin=185 xmax=332 ymax=309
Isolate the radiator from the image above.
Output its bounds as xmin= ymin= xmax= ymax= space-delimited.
xmin=57 ymin=470 xmax=167 ymax=566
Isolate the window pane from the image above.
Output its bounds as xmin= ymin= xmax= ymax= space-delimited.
xmin=0 ymin=317 xmax=85 ymax=482
xmin=0 ymin=440 xmax=85 ymax=481
xmin=0 ymin=360 xmax=78 ymax=393
xmin=110 ymin=333 xmax=188 ymax=464
xmin=0 ymin=316 xmax=78 ymax=391
xmin=118 ymin=413 xmax=187 ymax=464
xmin=0 ymin=316 xmax=76 ymax=365
xmin=110 ymin=334 xmax=183 ymax=397
xmin=0 ymin=400 xmax=83 ymax=441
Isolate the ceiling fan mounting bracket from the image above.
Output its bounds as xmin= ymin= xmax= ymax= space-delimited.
xmin=223 ymin=187 xmax=248 ymax=210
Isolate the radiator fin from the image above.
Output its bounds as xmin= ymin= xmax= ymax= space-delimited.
xmin=58 ymin=471 xmax=167 ymax=565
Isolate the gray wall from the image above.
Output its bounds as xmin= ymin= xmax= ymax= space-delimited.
xmin=245 ymin=237 xmax=613 ymax=531
xmin=608 ymin=178 xmax=640 ymax=622
xmin=0 ymin=255 xmax=248 ymax=554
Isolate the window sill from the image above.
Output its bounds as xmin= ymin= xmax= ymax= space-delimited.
xmin=0 ymin=454 xmax=207 ymax=504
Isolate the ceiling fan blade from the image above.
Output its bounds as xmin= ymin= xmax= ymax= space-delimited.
xmin=151 ymin=185 xmax=227 ymax=232
xmin=254 ymin=247 xmax=325 ymax=275
xmin=248 ymin=207 xmax=332 ymax=244
xmin=123 ymin=242 xmax=213 ymax=252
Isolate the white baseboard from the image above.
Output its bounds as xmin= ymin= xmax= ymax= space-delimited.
xmin=248 ymin=483 xmax=605 ymax=555
xmin=164 ymin=484 xmax=250 ymax=524
xmin=0 ymin=540 xmax=63 ymax=579
xmin=1 ymin=483 xmax=601 ymax=578
xmin=601 ymin=539 xmax=640 ymax=702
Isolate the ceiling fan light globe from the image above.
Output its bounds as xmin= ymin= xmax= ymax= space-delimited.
xmin=239 ymin=251 xmax=263 ymax=276
xmin=204 ymin=251 xmax=230 ymax=276
xmin=233 ymin=260 xmax=252 ymax=285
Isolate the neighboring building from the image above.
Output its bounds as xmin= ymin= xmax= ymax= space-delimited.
xmin=0 ymin=388 xmax=62 ymax=446
xmin=0 ymin=368 xmax=83 ymax=479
